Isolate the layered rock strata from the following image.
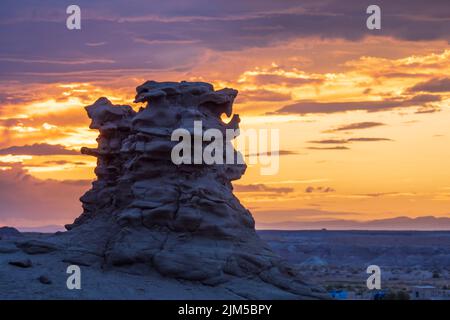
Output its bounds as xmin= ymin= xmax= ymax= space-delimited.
xmin=10 ymin=81 xmax=325 ymax=299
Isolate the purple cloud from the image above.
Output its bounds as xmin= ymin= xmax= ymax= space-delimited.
xmin=0 ymin=167 xmax=88 ymax=224
xmin=408 ymin=78 xmax=450 ymax=93
xmin=1 ymin=0 xmax=449 ymax=84
xmin=0 ymin=143 xmax=79 ymax=155
xmin=325 ymin=122 xmax=386 ymax=132
xmin=274 ymin=95 xmax=441 ymax=115
xmin=234 ymin=183 xmax=294 ymax=194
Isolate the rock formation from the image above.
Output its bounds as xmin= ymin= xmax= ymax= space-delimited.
xmin=1 ymin=81 xmax=325 ymax=299
xmin=0 ymin=227 xmax=22 ymax=240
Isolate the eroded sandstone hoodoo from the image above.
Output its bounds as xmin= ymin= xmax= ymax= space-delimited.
xmin=58 ymin=81 xmax=324 ymax=298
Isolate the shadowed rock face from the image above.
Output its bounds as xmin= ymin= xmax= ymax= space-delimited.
xmin=8 ymin=81 xmax=324 ymax=299
xmin=0 ymin=227 xmax=22 ymax=240
xmin=67 ymin=81 xmax=249 ymax=239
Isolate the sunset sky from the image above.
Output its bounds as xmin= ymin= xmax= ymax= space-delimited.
xmin=0 ymin=0 xmax=449 ymax=228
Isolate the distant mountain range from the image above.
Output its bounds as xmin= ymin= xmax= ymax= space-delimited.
xmin=256 ymin=216 xmax=450 ymax=230
xmin=5 ymin=216 xmax=450 ymax=232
